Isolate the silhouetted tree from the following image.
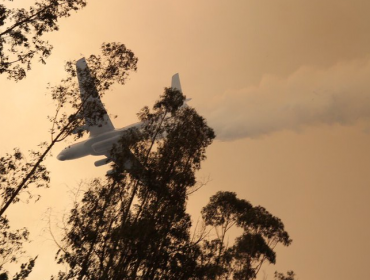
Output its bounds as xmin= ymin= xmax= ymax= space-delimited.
xmin=0 ymin=147 xmax=50 ymax=215
xmin=0 ymin=147 xmax=48 ymax=279
xmin=0 ymin=42 xmax=137 ymax=218
xmin=52 ymin=88 xmax=215 ymax=279
xmin=52 ymin=89 xmax=292 ymax=280
xmin=0 ymin=42 xmax=137 ymax=278
xmin=0 ymin=216 xmax=37 ymax=280
xmin=0 ymin=0 xmax=87 ymax=81
xmin=200 ymin=191 xmax=292 ymax=279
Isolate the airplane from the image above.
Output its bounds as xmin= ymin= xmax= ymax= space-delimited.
xmin=57 ymin=57 xmax=185 ymax=170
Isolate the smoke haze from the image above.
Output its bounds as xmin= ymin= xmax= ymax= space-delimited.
xmin=208 ymin=57 xmax=370 ymax=140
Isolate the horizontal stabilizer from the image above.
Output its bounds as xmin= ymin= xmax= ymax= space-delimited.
xmin=181 ymin=98 xmax=192 ymax=108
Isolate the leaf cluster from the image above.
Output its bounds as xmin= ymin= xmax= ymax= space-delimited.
xmin=0 ymin=0 xmax=87 ymax=81
xmin=0 ymin=147 xmax=50 ymax=208
xmin=0 ymin=216 xmax=37 ymax=280
xmin=200 ymin=191 xmax=292 ymax=279
xmin=49 ymin=42 xmax=138 ymax=142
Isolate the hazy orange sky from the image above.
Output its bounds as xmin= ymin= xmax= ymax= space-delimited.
xmin=2 ymin=1 xmax=370 ymax=279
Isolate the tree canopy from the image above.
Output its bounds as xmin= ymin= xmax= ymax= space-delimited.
xmin=0 ymin=42 xmax=138 ymax=279
xmin=0 ymin=0 xmax=87 ymax=81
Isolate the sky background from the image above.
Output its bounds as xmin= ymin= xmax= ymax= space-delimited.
xmin=2 ymin=0 xmax=370 ymax=279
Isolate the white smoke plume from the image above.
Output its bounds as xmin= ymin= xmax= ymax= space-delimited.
xmin=206 ymin=58 xmax=370 ymax=140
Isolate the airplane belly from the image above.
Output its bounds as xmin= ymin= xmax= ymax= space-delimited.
xmin=57 ymin=141 xmax=91 ymax=161
xmin=91 ymin=135 xmax=122 ymax=155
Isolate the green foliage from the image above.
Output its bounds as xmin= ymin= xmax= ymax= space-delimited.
xmin=0 ymin=0 xmax=87 ymax=81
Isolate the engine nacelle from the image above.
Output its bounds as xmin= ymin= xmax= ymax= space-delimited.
xmin=94 ymin=158 xmax=112 ymax=167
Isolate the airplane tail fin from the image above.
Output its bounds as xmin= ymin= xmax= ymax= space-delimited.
xmin=171 ymin=73 xmax=191 ymax=108
xmin=171 ymin=73 xmax=182 ymax=92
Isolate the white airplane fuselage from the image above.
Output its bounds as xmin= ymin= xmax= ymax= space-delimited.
xmin=57 ymin=122 xmax=141 ymax=164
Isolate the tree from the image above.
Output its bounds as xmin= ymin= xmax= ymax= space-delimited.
xmin=0 ymin=148 xmax=49 ymax=279
xmin=0 ymin=0 xmax=87 ymax=81
xmin=0 ymin=216 xmax=37 ymax=280
xmin=0 ymin=41 xmax=138 ymax=218
xmin=52 ymin=88 xmax=292 ymax=280
xmin=200 ymin=191 xmax=292 ymax=279
xmin=53 ymin=88 xmax=216 ymax=279
xmin=0 ymin=42 xmax=138 ymax=278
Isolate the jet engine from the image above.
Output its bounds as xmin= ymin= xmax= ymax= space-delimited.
xmin=94 ymin=158 xmax=112 ymax=167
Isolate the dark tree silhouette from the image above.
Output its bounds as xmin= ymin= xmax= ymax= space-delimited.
xmin=0 ymin=0 xmax=87 ymax=81
xmin=52 ymin=89 xmax=291 ymax=280
xmin=198 ymin=191 xmax=291 ymax=279
xmin=0 ymin=42 xmax=137 ymax=218
xmin=0 ymin=42 xmax=137 ymax=278
xmin=0 ymin=216 xmax=37 ymax=280
xmin=52 ymin=88 xmax=215 ymax=279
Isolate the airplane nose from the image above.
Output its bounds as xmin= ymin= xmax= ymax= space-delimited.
xmin=57 ymin=152 xmax=66 ymax=161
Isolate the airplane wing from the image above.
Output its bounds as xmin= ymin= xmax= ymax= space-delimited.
xmin=76 ymin=58 xmax=115 ymax=137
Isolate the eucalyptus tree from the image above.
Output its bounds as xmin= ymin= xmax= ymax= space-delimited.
xmin=52 ymin=88 xmax=216 ymax=279
xmin=51 ymin=89 xmax=292 ymax=280
xmin=0 ymin=0 xmax=87 ymax=81
xmin=0 ymin=42 xmax=138 ymax=278
xmin=0 ymin=42 xmax=138 ymax=217
xmin=200 ymin=191 xmax=292 ymax=280
xmin=0 ymin=215 xmax=37 ymax=280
